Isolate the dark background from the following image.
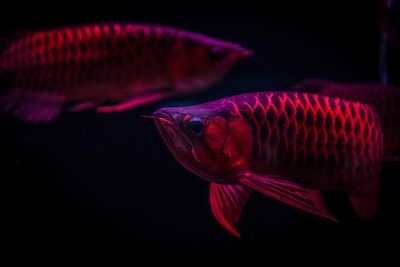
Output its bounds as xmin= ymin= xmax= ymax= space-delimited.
xmin=1 ymin=0 xmax=399 ymax=258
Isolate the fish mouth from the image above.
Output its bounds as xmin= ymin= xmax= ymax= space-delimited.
xmin=238 ymin=48 xmax=254 ymax=58
xmin=172 ymin=46 xmax=253 ymax=92
xmin=153 ymin=110 xmax=180 ymax=151
xmin=227 ymin=47 xmax=253 ymax=62
xmin=154 ymin=110 xmax=196 ymax=167
xmin=221 ymin=47 xmax=253 ymax=71
xmin=187 ymin=48 xmax=252 ymax=90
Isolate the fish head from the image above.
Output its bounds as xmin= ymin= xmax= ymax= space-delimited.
xmin=154 ymin=100 xmax=252 ymax=183
xmin=167 ymin=33 xmax=252 ymax=92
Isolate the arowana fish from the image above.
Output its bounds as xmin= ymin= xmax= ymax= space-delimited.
xmin=153 ymin=92 xmax=384 ymax=236
xmin=0 ymin=22 xmax=251 ymax=122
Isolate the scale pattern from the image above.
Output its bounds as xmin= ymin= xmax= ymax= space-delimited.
xmin=295 ymin=81 xmax=400 ymax=157
xmin=0 ymin=23 xmax=180 ymax=99
xmin=227 ymin=92 xmax=384 ymax=192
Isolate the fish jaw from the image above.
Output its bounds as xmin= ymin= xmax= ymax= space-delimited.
xmin=153 ymin=108 xmax=216 ymax=182
xmin=193 ymin=48 xmax=253 ymax=90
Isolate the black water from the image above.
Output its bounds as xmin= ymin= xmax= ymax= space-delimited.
xmin=1 ymin=1 xmax=399 ymax=258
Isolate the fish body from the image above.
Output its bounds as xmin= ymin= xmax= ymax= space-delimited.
xmin=0 ymin=22 xmax=251 ymax=122
xmin=154 ymin=92 xmax=384 ymax=236
xmin=292 ymin=79 xmax=400 ymax=158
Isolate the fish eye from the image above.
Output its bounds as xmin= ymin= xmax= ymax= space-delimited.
xmin=210 ymin=47 xmax=226 ymax=61
xmin=186 ymin=117 xmax=204 ymax=135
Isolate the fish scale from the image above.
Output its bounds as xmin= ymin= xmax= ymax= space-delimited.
xmin=230 ymin=92 xmax=384 ymax=191
xmin=292 ymin=80 xmax=400 ymax=158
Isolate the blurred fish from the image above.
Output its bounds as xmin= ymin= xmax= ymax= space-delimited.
xmin=0 ymin=22 xmax=252 ymax=122
xmin=153 ymin=92 xmax=384 ymax=236
xmin=379 ymin=0 xmax=399 ymax=83
xmin=380 ymin=0 xmax=400 ymax=50
xmin=292 ymin=79 xmax=400 ymax=159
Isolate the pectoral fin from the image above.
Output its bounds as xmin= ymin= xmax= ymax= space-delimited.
xmin=210 ymin=183 xmax=250 ymax=237
xmin=96 ymin=91 xmax=174 ymax=113
xmin=239 ymin=172 xmax=338 ymax=222
xmin=67 ymin=101 xmax=101 ymax=112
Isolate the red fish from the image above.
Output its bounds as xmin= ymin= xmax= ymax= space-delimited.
xmin=153 ymin=92 xmax=384 ymax=236
xmin=292 ymin=79 xmax=400 ymax=159
xmin=0 ymin=22 xmax=252 ymax=122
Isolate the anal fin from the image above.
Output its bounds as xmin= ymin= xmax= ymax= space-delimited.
xmin=239 ymin=172 xmax=338 ymax=222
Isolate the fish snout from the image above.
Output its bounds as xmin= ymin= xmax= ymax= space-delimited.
xmin=153 ymin=108 xmax=168 ymax=119
xmin=227 ymin=47 xmax=254 ymax=63
xmin=153 ymin=108 xmax=182 ymax=127
xmin=240 ymin=48 xmax=254 ymax=58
